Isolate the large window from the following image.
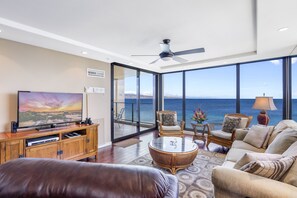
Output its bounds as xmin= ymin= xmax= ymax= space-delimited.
xmin=292 ymin=57 xmax=297 ymax=120
xmin=185 ymin=66 xmax=236 ymax=128
xmin=240 ymin=59 xmax=283 ymax=125
xmin=163 ymin=72 xmax=183 ymax=121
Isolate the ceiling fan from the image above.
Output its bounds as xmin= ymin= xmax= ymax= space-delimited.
xmin=131 ymin=39 xmax=205 ymax=64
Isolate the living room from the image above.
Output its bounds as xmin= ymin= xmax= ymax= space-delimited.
xmin=0 ymin=0 xmax=297 ymax=197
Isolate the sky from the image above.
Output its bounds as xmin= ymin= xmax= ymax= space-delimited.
xmin=122 ymin=58 xmax=296 ymax=99
xmin=19 ymin=92 xmax=82 ymax=112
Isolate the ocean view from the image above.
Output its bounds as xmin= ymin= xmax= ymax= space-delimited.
xmin=122 ymin=99 xmax=297 ymax=128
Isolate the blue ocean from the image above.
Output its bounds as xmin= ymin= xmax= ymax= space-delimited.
xmin=122 ymin=99 xmax=297 ymax=128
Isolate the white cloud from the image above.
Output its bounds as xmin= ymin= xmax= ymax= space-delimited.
xmin=125 ymin=91 xmax=136 ymax=95
xmin=270 ymin=60 xmax=280 ymax=65
xmin=292 ymin=58 xmax=297 ymax=64
xmin=141 ymin=91 xmax=153 ymax=96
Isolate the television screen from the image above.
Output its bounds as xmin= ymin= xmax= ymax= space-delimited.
xmin=18 ymin=91 xmax=83 ymax=128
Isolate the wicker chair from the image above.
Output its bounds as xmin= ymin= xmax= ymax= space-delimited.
xmin=206 ymin=113 xmax=253 ymax=148
xmin=156 ymin=111 xmax=185 ymax=137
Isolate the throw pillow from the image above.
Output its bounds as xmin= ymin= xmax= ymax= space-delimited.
xmin=282 ymin=141 xmax=297 ymax=157
xmin=280 ymin=158 xmax=297 ymax=187
xmin=222 ymin=117 xmax=241 ymax=133
xmin=228 ymin=116 xmax=249 ymax=128
xmin=268 ymin=120 xmax=297 ymax=145
xmin=234 ymin=152 xmax=283 ymax=169
xmin=243 ymin=125 xmax=270 ymax=148
xmin=161 ymin=113 xmax=177 ymax=126
xmin=265 ymin=128 xmax=297 ymax=154
xmin=262 ymin=125 xmax=275 ymax=149
xmin=280 ymin=142 xmax=297 ymax=187
xmin=240 ymin=156 xmax=297 ymax=180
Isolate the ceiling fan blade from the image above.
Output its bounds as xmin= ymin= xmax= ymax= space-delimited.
xmin=172 ymin=56 xmax=188 ymax=63
xmin=149 ymin=58 xmax=160 ymax=64
xmin=174 ymin=48 xmax=205 ymax=56
xmin=131 ymin=55 xmax=159 ymax=56
xmin=160 ymin=43 xmax=170 ymax=52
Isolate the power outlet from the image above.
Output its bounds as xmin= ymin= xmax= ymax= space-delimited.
xmin=84 ymin=87 xmax=105 ymax=94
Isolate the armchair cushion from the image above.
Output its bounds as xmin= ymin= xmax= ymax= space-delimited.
xmin=161 ymin=113 xmax=177 ymax=126
xmin=243 ymin=125 xmax=270 ymax=148
xmin=229 ymin=116 xmax=248 ymax=128
xmin=162 ymin=125 xmax=181 ymax=131
xmin=211 ymin=130 xmax=232 ymax=140
xmin=222 ymin=117 xmax=241 ymax=133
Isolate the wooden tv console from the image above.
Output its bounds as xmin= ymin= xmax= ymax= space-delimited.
xmin=0 ymin=124 xmax=98 ymax=164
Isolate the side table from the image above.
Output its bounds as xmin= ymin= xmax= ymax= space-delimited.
xmin=190 ymin=122 xmax=210 ymax=143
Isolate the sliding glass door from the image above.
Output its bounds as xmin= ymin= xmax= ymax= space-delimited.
xmin=111 ymin=64 xmax=157 ymax=142
xmin=139 ymin=71 xmax=156 ymax=132
xmin=113 ymin=66 xmax=138 ymax=140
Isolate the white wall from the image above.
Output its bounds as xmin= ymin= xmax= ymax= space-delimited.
xmin=0 ymin=38 xmax=111 ymax=146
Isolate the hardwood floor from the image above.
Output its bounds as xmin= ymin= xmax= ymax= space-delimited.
xmin=90 ymin=130 xmax=227 ymax=164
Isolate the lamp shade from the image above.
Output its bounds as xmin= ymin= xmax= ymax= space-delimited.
xmin=252 ymin=96 xmax=277 ymax=111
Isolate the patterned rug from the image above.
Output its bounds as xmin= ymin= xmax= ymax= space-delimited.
xmin=128 ymin=149 xmax=226 ymax=198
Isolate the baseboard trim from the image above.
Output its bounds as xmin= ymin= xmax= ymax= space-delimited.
xmin=98 ymin=141 xmax=112 ymax=149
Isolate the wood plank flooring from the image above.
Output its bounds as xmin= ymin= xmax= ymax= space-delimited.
xmin=90 ymin=130 xmax=226 ymax=164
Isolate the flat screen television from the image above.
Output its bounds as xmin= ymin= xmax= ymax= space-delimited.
xmin=17 ymin=91 xmax=83 ymax=128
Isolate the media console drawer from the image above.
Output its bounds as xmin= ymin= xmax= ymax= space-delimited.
xmin=0 ymin=124 xmax=98 ymax=164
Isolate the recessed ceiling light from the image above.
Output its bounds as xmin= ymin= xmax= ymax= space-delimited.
xmin=278 ymin=27 xmax=288 ymax=32
xmin=81 ymin=51 xmax=88 ymax=55
xmin=0 ymin=29 xmax=2 ymax=33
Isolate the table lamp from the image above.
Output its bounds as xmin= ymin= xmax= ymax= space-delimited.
xmin=252 ymin=94 xmax=277 ymax=125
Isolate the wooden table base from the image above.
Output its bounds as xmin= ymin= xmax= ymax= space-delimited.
xmin=149 ymin=145 xmax=198 ymax=174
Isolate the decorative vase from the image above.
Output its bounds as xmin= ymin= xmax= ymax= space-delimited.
xmin=197 ymin=120 xmax=203 ymax=124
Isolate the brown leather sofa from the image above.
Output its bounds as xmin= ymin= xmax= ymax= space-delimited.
xmin=0 ymin=158 xmax=178 ymax=198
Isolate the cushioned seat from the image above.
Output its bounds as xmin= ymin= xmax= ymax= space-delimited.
xmin=232 ymin=140 xmax=266 ymax=152
xmin=211 ymin=130 xmax=232 ymax=140
xmin=222 ymin=161 xmax=236 ymax=169
xmin=162 ymin=125 xmax=181 ymax=131
xmin=225 ymin=148 xmax=263 ymax=162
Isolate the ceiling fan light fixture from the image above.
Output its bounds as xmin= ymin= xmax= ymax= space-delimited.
xmin=161 ymin=56 xmax=172 ymax=61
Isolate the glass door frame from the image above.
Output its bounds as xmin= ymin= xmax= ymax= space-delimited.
xmin=111 ymin=62 xmax=159 ymax=143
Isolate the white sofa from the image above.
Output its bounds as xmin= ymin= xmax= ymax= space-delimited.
xmin=212 ymin=120 xmax=297 ymax=198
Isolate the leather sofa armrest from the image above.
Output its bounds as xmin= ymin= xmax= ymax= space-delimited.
xmin=212 ymin=166 xmax=297 ymax=198
xmin=234 ymin=128 xmax=249 ymax=140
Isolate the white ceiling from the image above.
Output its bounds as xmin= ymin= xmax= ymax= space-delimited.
xmin=0 ymin=0 xmax=296 ymax=73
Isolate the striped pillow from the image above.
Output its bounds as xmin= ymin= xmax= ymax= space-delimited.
xmin=240 ymin=156 xmax=296 ymax=180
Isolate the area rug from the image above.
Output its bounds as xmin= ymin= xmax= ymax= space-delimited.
xmin=113 ymin=138 xmax=142 ymax=148
xmin=128 ymin=150 xmax=226 ymax=198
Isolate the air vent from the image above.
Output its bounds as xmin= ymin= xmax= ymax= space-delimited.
xmin=87 ymin=68 xmax=105 ymax=78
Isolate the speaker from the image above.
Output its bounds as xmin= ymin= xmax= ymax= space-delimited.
xmin=11 ymin=121 xmax=18 ymax=133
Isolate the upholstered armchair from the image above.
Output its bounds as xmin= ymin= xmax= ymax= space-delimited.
xmin=156 ymin=111 xmax=185 ymax=137
xmin=206 ymin=113 xmax=253 ymax=148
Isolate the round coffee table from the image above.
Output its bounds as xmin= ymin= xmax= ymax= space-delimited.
xmin=148 ymin=137 xmax=198 ymax=174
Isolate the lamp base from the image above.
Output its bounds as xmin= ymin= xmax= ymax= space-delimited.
xmin=257 ymin=110 xmax=270 ymax=125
